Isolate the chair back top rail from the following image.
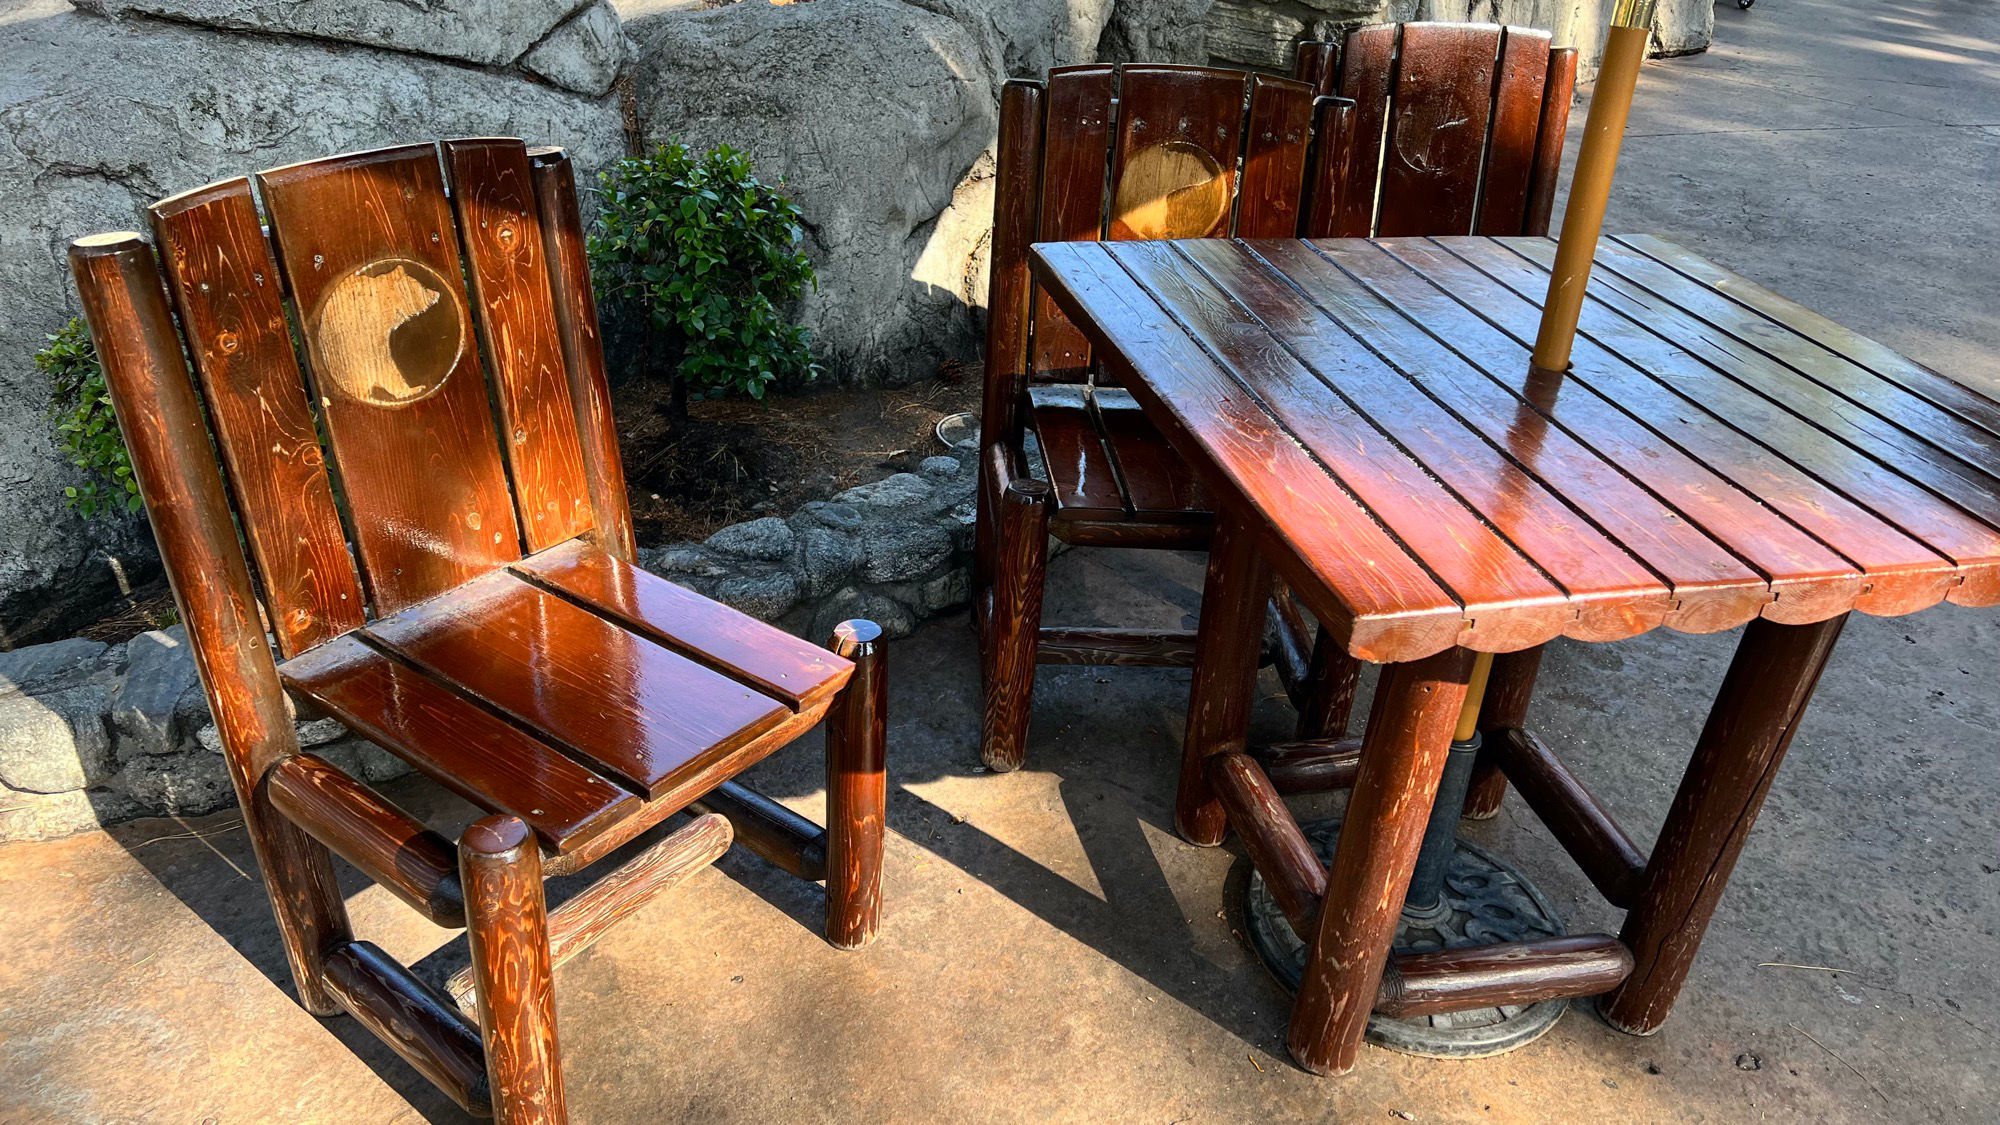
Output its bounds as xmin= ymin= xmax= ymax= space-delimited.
xmin=137 ymin=139 xmax=619 ymax=658
xmin=982 ymin=25 xmax=1577 ymax=457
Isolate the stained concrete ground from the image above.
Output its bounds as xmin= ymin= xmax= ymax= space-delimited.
xmin=4 ymin=0 xmax=1998 ymax=1121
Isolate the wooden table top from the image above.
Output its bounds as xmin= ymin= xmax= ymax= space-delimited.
xmin=1030 ymin=234 xmax=2000 ymax=663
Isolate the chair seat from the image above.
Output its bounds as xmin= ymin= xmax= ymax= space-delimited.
xmin=279 ymin=539 xmax=852 ymax=855
xmin=1028 ymin=384 xmax=1213 ymax=541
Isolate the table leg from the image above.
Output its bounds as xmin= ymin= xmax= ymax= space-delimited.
xmin=1174 ymin=510 xmax=1272 ymax=846
xmin=1286 ymin=647 xmax=1474 ymax=1075
xmin=1599 ymin=613 xmax=1848 ymax=1035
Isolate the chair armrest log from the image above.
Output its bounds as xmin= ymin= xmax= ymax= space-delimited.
xmin=266 ymin=753 xmax=465 ymax=927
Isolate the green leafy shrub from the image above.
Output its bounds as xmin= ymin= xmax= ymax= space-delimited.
xmin=589 ymin=142 xmax=818 ymax=405
xmin=38 ymin=317 xmax=139 ymax=519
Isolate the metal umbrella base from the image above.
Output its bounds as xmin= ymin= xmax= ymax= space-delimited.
xmin=1245 ymin=816 xmax=1571 ymax=1058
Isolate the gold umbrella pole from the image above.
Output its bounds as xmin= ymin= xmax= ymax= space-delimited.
xmin=1530 ymin=0 xmax=1658 ymax=375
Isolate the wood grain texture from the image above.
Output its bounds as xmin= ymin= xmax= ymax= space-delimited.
xmin=1176 ymin=512 xmax=1272 ymax=846
xmin=280 ymin=633 xmax=641 ymax=852
xmin=257 ymin=143 xmax=521 ymax=614
xmin=1524 ymin=48 xmax=1577 ymax=235
xmin=1464 ymin=643 xmax=1542 ymax=818
xmin=365 ymin=569 xmax=789 ymax=799
xmin=980 ymin=478 xmax=1051 ymax=772
xmin=1237 ymin=75 xmax=1316 ymax=238
xmin=1376 ymin=934 xmax=1632 ymax=1018
xmin=148 ymin=179 xmax=366 ymax=658
xmin=1032 ymin=240 xmax=1466 ymax=660
xmin=1473 ymin=27 xmax=1552 ymax=237
xmin=1209 ymin=752 xmax=1326 ymax=933
xmin=1301 ymin=95 xmax=1355 ymax=239
xmin=1374 ymin=22 xmax=1501 ymax=237
xmin=1031 ymin=65 xmax=1116 ymax=381
xmin=527 ymin=146 xmax=637 ymax=561
xmin=1332 ymin=24 xmax=1397 ymax=237
xmin=979 ymin=79 xmax=1047 ymax=501
xmin=1294 ymin=39 xmax=1339 ymax=95
xmin=446 ymin=139 xmax=594 ymax=553
xmin=1288 ymin=647 xmax=1473 ymax=1075
xmin=1458 ymin=237 xmax=1988 ymax=614
xmin=447 ymin=812 xmax=735 ymax=1010
xmin=1260 ymin=237 xmax=1772 ymax=636
xmin=689 ymin=780 xmax=827 ymax=881
xmin=515 ymin=538 xmax=850 ymax=710
xmin=1107 ymin=66 xmax=1245 ymax=242
xmin=1035 ymin=627 xmax=1198 ymax=666
xmin=1252 ymin=736 xmax=1363 ymax=794
xmin=71 ymin=232 xmax=350 ymax=1015
xmin=1029 ymin=386 xmax=1128 ymax=519
xmin=461 ymin=816 xmax=565 ymax=1125
xmin=1296 ymin=626 xmax=1362 ymax=740
xmin=825 ymin=620 xmax=887 ymax=949
xmin=268 ymin=752 xmax=464 ymax=926
xmin=324 ymin=941 xmax=490 ymax=1114
xmin=1602 ymin=615 xmax=1847 ymax=1035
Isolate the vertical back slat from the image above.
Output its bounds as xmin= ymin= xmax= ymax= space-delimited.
xmin=1473 ymin=27 xmax=1553 ymax=236
xmin=1375 ymin=22 xmax=1502 ymax=236
xmin=1106 ymin=66 xmax=1247 ymax=242
xmin=444 ymin=139 xmax=594 ymax=554
xmin=257 ymin=143 xmax=521 ymax=615
xmin=981 ymin=80 xmax=1047 ymax=457
xmin=1237 ymin=75 xmax=1317 ymax=238
xmin=149 ymin=180 xmax=366 ymax=658
xmin=1030 ymin=65 xmax=1117 ymax=382
xmin=1335 ymin=24 xmax=1399 ymax=237
xmin=1294 ymin=40 xmax=1340 ymax=96
xmin=527 ymin=146 xmax=638 ymax=562
xmin=1303 ymin=96 xmax=1357 ymax=239
xmin=1524 ymin=47 xmax=1580 ymax=236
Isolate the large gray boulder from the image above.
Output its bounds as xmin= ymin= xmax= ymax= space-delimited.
xmin=0 ymin=1 xmax=626 ymax=646
xmin=75 ymin=0 xmax=596 ymax=67
xmin=625 ymin=0 xmax=1002 ymax=388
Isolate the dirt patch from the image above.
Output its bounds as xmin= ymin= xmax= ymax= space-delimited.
xmin=617 ymin=369 xmax=980 ymax=545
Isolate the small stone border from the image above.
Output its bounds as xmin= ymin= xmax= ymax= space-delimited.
xmin=0 ymin=443 xmax=984 ymax=843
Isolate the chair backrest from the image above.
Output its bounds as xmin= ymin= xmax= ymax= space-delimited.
xmin=989 ymin=64 xmax=1327 ymax=389
xmin=72 ymin=139 xmax=635 ymax=666
xmin=1296 ymin=22 xmax=1578 ymax=239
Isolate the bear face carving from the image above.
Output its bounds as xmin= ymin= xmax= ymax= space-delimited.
xmin=308 ymin=258 xmax=465 ymax=407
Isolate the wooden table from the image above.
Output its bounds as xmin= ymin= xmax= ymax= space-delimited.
xmin=1030 ymin=233 xmax=2000 ymax=1075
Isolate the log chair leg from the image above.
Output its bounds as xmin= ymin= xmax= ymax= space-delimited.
xmin=827 ymin=619 xmax=888 ymax=949
xmin=1286 ymin=648 xmax=1474 ymax=1076
xmin=461 ymin=816 xmax=565 ymax=1125
xmin=1464 ymin=645 xmax=1545 ymax=819
xmin=1175 ymin=511 xmax=1273 ymax=846
xmin=1599 ymin=614 xmax=1847 ymax=1036
xmin=1294 ymin=626 xmax=1363 ymax=741
xmin=980 ymin=477 xmax=1052 ymax=772
xmin=250 ymin=779 xmax=352 ymax=1015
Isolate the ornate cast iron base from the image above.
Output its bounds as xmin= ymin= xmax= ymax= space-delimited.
xmin=1246 ymin=817 xmax=1570 ymax=1058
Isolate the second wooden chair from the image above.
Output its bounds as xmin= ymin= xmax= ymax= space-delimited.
xmin=975 ymin=23 xmax=1579 ymax=774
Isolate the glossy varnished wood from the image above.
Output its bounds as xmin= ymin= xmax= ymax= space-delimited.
xmin=527 ymin=146 xmax=637 ymax=561
xmin=1030 ymin=65 xmax=1116 ymax=381
xmin=71 ymin=233 xmax=351 ymax=1015
xmin=1176 ymin=513 xmax=1273 ymax=845
xmin=258 ymin=144 xmax=522 ymax=613
xmin=280 ymin=634 xmax=641 ymax=852
xmin=825 ymin=621 xmax=887 ymax=949
xmin=446 ymin=139 xmax=594 ymax=553
xmin=515 ymin=539 xmax=850 ymax=710
xmin=1375 ymin=935 xmax=1632 ymax=1018
xmin=461 ymin=816 xmax=565 ymax=1124
xmin=689 ymin=780 xmax=827 ymax=881
xmin=148 ymin=180 xmax=366 ymax=658
xmin=365 ymin=570 xmax=790 ymax=799
xmin=324 ymin=941 xmax=489 ymax=1114
xmin=267 ymin=753 xmax=464 ymax=926
xmin=1236 ymin=74 xmax=1315 ymax=239
xmin=1371 ymin=23 xmax=1501 ymax=236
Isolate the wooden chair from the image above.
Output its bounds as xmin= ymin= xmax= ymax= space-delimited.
xmin=69 ymin=139 xmax=887 ymax=1124
xmin=975 ymin=26 xmax=1578 ymax=773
